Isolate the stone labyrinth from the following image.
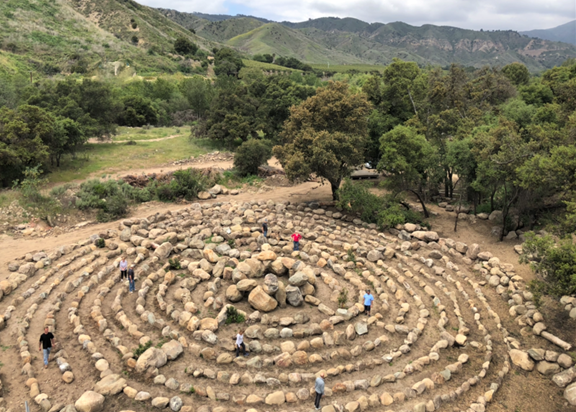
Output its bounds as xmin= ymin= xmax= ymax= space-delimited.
xmin=0 ymin=200 xmax=575 ymax=412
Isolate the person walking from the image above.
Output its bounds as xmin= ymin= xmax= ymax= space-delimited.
xmin=363 ymin=289 xmax=374 ymax=316
xmin=235 ymin=329 xmax=248 ymax=357
xmin=291 ymin=232 xmax=302 ymax=251
xmin=128 ymin=264 xmax=136 ymax=293
xmin=39 ymin=327 xmax=55 ymax=369
xmin=262 ymin=219 xmax=268 ymax=238
xmin=314 ymin=372 xmax=325 ymax=410
xmin=119 ymin=256 xmax=128 ymax=282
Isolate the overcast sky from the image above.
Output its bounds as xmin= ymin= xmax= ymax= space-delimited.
xmin=139 ymin=0 xmax=575 ymax=31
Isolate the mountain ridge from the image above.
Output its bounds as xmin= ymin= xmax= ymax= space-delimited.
xmin=521 ymin=20 xmax=576 ymax=46
xmin=160 ymin=11 xmax=576 ymax=71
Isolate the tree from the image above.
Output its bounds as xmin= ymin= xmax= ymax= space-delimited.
xmin=502 ymin=62 xmax=530 ymax=86
xmin=174 ymin=37 xmax=198 ymax=56
xmin=179 ymin=76 xmax=214 ymax=119
xmin=234 ymin=139 xmax=272 ymax=176
xmin=378 ymin=125 xmax=438 ymax=217
xmin=0 ymin=105 xmax=52 ymax=186
xmin=273 ymin=81 xmax=371 ymax=199
xmin=118 ymin=96 xmax=159 ymax=127
xmin=213 ymin=48 xmax=244 ymax=77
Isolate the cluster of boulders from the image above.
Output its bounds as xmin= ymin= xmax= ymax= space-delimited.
xmin=171 ymin=151 xmax=234 ymax=167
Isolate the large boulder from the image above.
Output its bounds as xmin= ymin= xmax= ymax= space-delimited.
xmin=93 ymin=374 xmax=126 ymax=395
xmin=154 ymin=242 xmax=173 ymax=259
xmin=565 ymin=382 xmax=576 ymax=405
xmin=161 ymin=340 xmax=183 ymax=360
xmin=225 ymin=285 xmax=243 ymax=302
xmin=263 ymin=274 xmax=279 ymax=295
xmin=510 ymin=350 xmax=535 ymax=371
xmin=75 ymin=391 xmax=105 ymax=412
xmin=288 ymin=272 xmax=308 ymax=287
xmin=285 ymin=285 xmax=303 ymax=307
xmin=135 ymin=348 xmax=168 ymax=372
xmin=248 ymin=286 xmax=278 ymax=312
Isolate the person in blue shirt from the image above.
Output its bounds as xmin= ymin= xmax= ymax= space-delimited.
xmin=363 ymin=289 xmax=374 ymax=316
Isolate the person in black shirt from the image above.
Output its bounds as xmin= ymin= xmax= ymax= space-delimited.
xmin=39 ymin=327 xmax=55 ymax=368
xmin=262 ymin=219 xmax=268 ymax=238
xmin=128 ymin=264 xmax=136 ymax=293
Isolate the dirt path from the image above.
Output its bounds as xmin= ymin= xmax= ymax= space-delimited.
xmin=0 ymin=180 xmax=332 ymax=269
xmin=87 ymin=134 xmax=182 ymax=144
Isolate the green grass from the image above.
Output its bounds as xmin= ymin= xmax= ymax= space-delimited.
xmin=46 ymin=132 xmax=223 ymax=184
xmin=0 ymin=190 xmax=20 ymax=208
xmin=243 ymin=59 xmax=301 ymax=72
xmin=310 ymin=64 xmax=387 ymax=73
xmin=111 ymin=126 xmax=184 ymax=142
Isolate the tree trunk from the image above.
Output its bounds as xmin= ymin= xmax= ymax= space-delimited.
xmin=409 ymin=189 xmax=429 ymax=218
xmin=330 ymin=179 xmax=341 ymax=201
xmin=490 ymin=188 xmax=496 ymax=212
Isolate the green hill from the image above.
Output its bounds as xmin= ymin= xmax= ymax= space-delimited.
xmin=227 ymin=23 xmax=364 ymax=64
xmin=0 ymin=0 xmax=218 ymax=76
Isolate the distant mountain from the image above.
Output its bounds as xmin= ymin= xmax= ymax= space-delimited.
xmin=159 ymin=11 xmax=576 ymax=71
xmin=521 ymin=20 xmax=576 ymax=46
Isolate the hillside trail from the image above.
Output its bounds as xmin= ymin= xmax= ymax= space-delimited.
xmin=87 ymin=134 xmax=182 ymax=144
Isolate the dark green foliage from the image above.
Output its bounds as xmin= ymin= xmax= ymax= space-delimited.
xmin=233 ymin=139 xmax=272 ymax=176
xmin=174 ymin=37 xmax=198 ymax=56
xmin=225 ymin=306 xmax=245 ymax=324
xmin=213 ymin=47 xmax=245 ymax=77
xmin=274 ymin=56 xmax=313 ymax=71
xmin=132 ymin=340 xmax=152 ymax=359
xmin=118 ymin=96 xmax=159 ymax=127
xmin=336 ymin=179 xmax=424 ymax=229
xmin=168 ymin=258 xmax=181 ymax=270
xmin=95 ymin=238 xmax=105 ymax=248
xmin=131 ymin=35 xmax=139 ymax=45
xmin=519 ymin=232 xmax=576 ymax=296
xmin=153 ymin=169 xmax=209 ymax=201
xmin=502 ymin=62 xmax=530 ymax=86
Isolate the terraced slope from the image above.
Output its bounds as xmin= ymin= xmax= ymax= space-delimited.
xmin=0 ymin=197 xmax=574 ymax=412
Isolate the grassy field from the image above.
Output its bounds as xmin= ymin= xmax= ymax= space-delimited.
xmin=243 ymin=59 xmax=301 ymax=72
xmin=310 ymin=64 xmax=387 ymax=73
xmin=47 ymin=133 xmax=222 ymax=184
xmin=111 ymin=126 xmax=185 ymax=142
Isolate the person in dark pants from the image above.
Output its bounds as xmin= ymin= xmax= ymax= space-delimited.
xmin=291 ymin=232 xmax=302 ymax=251
xmin=235 ymin=329 xmax=248 ymax=357
xmin=128 ymin=264 xmax=136 ymax=293
xmin=314 ymin=372 xmax=325 ymax=410
xmin=262 ymin=219 xmax=268 ymax=238
xmin=363 ymin=289 xmax=374 ymax=316
xmin=39 ymin=327 xmax=55 ymax=369
xmin=119 ymin=256 xmax=128 ymax=281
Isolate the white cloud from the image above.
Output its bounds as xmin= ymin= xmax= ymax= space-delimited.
xmin=140 ymin=0 xmax=576 ymax=31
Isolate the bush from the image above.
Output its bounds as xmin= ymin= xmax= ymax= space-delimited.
xmin=95 ymin=238 xmax=105 ymax=248
xmin=174 ymin=37 xmax=198 ymax=56
xmin=76 ymin=179 xmax=137 ymax=222
xmin=133 ymin=340 xmax=152 ymax=359
xmin=337 ymin=288 xmax=348 ymax=308
xmin=337 ymin=178 xmax=424 ymax=229
xmin=519 ymin=232 xmax=576 ymax=296
xmin=168 ymin=258 xmax=181 ymax=270
xmin=233 ymin=139 xmax=272 ymax=177
xmin=153 ymin=169 xmax=210 ymax=201
xmin=225 ymin=306 xmax=245 ymax=325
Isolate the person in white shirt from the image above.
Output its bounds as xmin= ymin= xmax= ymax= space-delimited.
xmin=235 ymin=329 xmax=248 ymax=357
xmin=119 ymin=257 xmax=128 ymax=281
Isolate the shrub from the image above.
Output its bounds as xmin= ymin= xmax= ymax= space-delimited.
xmin=225 ymin=306 xmax=245 ymax=325
xmin=153 ymin=169 xmax=209 ymax=201
xmin=337 ymin=178 xmax=424 ymax=229
xmin=132 ymin=340 xmax=152 ymax=359
xmin=233 ymin=139 xmax=272 ymax=176
xmin=95 ymin=238 xmax=106 ymax=248
xmin=168 ymin=258 xmax=181 ymax=270
xmin=174 ymin=37 xmax=198 ymax=56
xmin=519 ymin=232 xmax=576 ymax=296
xmin=337 ymin=288 xmax=348 ymax=308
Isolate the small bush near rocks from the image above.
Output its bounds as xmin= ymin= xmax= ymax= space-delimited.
xmin=168 ymin=258 xmax=181 ymax=270
xmin=95 ymin=238 xmax=105 ymax=248
xmin=338 ymin=288 xmax=348 ymax=308
xmin=133 ymin=340 xmax=152 ymax=359
xmin=225 ymin=306 xmax=245 ymax=325
xmin=233 ymin=139 xmax=272 ymax=177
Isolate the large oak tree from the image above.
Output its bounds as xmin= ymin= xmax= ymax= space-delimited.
xmin=273 ymin=81 xmax=371 ymax=199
